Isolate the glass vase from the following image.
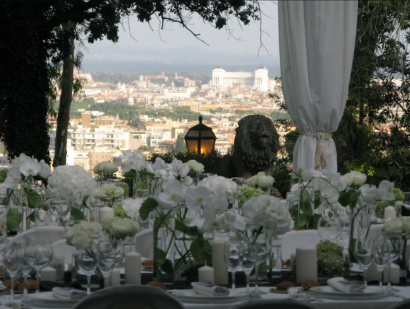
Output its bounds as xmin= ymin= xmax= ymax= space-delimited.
xmin=133 ymin=172 xmax=149 ymax=198
xmin=153 ymin=212 xmax=175 ymax=286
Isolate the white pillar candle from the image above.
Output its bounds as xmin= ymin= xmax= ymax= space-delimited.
xmin=384 ymin=206 xmax=396 ymax=220
xmin=383 ymin=263 xmax=400 ymax=284
xmin=198 ymin=266 xmax=214 ymax=284
xmin=125 ymin=251 xmax=141 ymax=285
xmin=296 ymin=244 xmax=317 ymax=284
xmin=41 ymin=266 xmax=57 ymax=282
xmin=99 ymin=206 xmax=114 ymax=222
xmin=111 ymin=268 xmax=121 ymax=286
xmin=212 ymin=239 xmax=228 ymax=285
xmin=365 ymin=263 xmax=380 ymax=282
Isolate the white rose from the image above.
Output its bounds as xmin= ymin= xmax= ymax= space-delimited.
xmin=351 ymin=171 xmax=367 ymax=186
xmin=186 ymin=160 xmax=205 ymax=174
xmin=122 ymin=198 xmax=143 ymax=219
xmin=70 ymin=229 xmax=90 ymax=249
xmin=382 ymin=217 xmax=403 ymax=236
xmin=80 ymin=221 xmax=102 ymax=239
xmin=301 ymin=170 xmax=323 ymax=182
xmin=109 ymin=218 xmax=139 ymax=239
xmin=102 ymin=162 xmax=118 ymax=174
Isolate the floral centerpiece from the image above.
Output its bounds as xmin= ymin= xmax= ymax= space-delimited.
xmin=101 ymin=217 xmax=139 ymax=240
xmin=236 ymin=185 xmax=266 ymax=203
xmin=3 ymin=153 xmax=51 ymax=230
xmin=47 ymin=165 xmax=97 ymax=220
xmin=93 ymin=161 xmax=118 ymax=182
xmin=139 ymin=179 xmax=244 ymax=283
xmin=246 ymin=172 xmax=275 ymax=190
xmin=94 ymin=183 xmax=124 ymax=208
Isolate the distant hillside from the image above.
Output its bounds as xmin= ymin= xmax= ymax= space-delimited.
xmin=80 ymin=45 xmax=281 ymax=76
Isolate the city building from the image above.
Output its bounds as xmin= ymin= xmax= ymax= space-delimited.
xmin=212 ymin=67 xmax=269 ymax=91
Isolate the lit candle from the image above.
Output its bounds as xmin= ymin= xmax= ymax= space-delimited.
xmin=125 ymin=252 xmax=141 ymax=285
xmin=41 ymin=266 xmax=57 ymax=282
xmin=99 ymin=206 xmax=114 ymax=222
xmin=212 ymin=239 xmax=228 ymax=285
xmin=198 ymin=266 xmax=214 ymax=284
xmin=384 ymin=206 xmax=396 ymax=220
xmin=296 ymin=244 xmax=317 ymax=284
xmin=111 ymin=268 xmax=121 ymax=286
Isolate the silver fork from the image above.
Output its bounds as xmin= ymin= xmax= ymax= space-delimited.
xmin=287 ymin=287 xmax=322 ymax=302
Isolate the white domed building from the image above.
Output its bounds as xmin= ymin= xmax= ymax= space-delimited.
xmin=211 ymin=67 xmax=269 ymax=91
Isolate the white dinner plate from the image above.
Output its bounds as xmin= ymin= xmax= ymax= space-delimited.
xmin=169 ymin=289 xmax=251 ymax=304
xmin=309 ymin=286 xmax=389 ymax=300
xmin=22 ymin=292 xmax=82 ymax=308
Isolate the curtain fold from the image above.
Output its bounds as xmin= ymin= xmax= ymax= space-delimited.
xmin=278 ymin=1 xmax=358 ymax=173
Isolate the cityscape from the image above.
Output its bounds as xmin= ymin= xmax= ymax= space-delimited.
xmin=0 ymin=67 xmax=289 ymax=172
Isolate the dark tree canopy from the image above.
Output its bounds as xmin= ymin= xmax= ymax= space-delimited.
xmin=0 ymin=0 xmax=261 ymax=163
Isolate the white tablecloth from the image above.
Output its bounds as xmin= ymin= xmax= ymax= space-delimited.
xmin=181 ymin=287 xmax=408 ymax=309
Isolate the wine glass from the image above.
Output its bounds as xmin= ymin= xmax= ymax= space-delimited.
xmin=253 ymin=234 xmax=269 ymax=295
xmin=355 ymin=238 xmax=374 ymax=288
xmin=223 ymin=240 xmax=243 ymax=291
xmin=79 ymin=249 xmax=98 ymax=295
xmin=385 ymin=237 xmax=404 ymax=290
xmin=35 ymin=201 xmax=50 ymax=225
xmin=0 ymin=225 xmax=7 ymax=251
xmin=24 ymin=241 xmax=54 ymax=293
xmin=317 ymin=212 xmax=342 ymax=242
xmin=241 ymin=242 xmax=257 ymax=293
xmin=373 ymin=239 xmax=390 ymax=288
xmin=4 ymin=242 xmax=21 ymax=301
xmin=97 ymin=241 xmax=117 ymax=288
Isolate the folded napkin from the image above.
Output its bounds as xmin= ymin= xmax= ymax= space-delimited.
xmin=191 ymin=282 xmax=230 ymax=297
xmin=327 ymin=277 xmax=366 ymax=293
xmin=52 ymin=287 xmax=87 ymax=300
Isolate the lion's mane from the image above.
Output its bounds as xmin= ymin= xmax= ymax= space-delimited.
xmin=233 ymin=115 xmax=280 ymax=178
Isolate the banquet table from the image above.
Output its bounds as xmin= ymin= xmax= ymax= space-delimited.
xmin=1 ymin=286 xmax=407 ymax=309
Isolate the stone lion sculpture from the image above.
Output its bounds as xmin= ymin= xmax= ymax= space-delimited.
xmin=232 ymin=115 xmax=280 ymax=179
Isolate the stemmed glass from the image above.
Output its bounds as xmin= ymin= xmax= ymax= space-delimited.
xmin=97 ymin=241 xmax=117 ymax=288
xmin=373 ymin=239 xmax=390 ymax=288
xmin=79 ymin=249 xmax=98 ymax=295
xmin=24 ymin=241 xmax=54 ymax=293
xmin=3 ymin=242 xmax=21 ymax=301
xmin=223 ymin=240 xmax=243 ymax=291
xmin=385 ymin=237 xmax=404 ymax=290
xmin=253 ymin=234 xmax=269 ymax=295
xmin=355 ymin=238 xmax=374 ymax=288
xmin=241 ymin=242 xmax=257 ymax=293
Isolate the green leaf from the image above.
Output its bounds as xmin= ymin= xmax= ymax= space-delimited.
xmin=70 ymin=208 xmax=85 ymax=220
xmin=175 ymin=219 xmax=200 ymax=237
xmin=190 ymin=238 xmax=212 ymax=265
xmin=7 ymin=211 xmax=22 ymax=231
xmin=139 ymin=197 xmax=158 ymax=221
xmin=27 ymin=211 xmax=36 ymax=223
xmin=24 ymin=187 xmax=42 ymax=208
xmin=154 ymin=247 xmax=166 ymax=266
xmin=161 ymin=259 xmax=175 ymax=276
xmin=0 ymin=169 xmax=9 ymax=183
xmin=313 ymin=190 xmax=321 ymax=209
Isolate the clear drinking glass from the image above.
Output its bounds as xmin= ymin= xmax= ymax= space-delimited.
xmin=241 ymin=243 xmax=257 ymax=293
xmin=24 ymin=242 xmax=53 ymax=293
xmin=386 ymin=237 xmax=404 ymax=290
xmin=355 ymin=238 xmax=374 ymax=288
xmin=79 ymin=249 xmax=98 ymax=295
xmin=223 ymin=241 xmax=243 ymax=290
xmin=317 ymin=214 xmax=342 ymax=241
xmin=4 ymin=242 xmax=21 ymax=301
xmin=97 ymin=241 xmax=117 ymax=288
xmin=373 ymin=239 xmax=390 ymax=288
xmin=48 ymin=198 xmax=70 ymax=225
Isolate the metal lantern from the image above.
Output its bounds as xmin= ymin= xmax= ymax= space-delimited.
xmin=184 ymin=116 xmax=216 ymax=154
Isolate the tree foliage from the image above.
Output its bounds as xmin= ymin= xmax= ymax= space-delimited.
xmin=0 ymin=0 xmax=261 ymax=163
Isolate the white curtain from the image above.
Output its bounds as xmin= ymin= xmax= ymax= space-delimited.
xmin=278 ymin=1 xmax=358 ymax=173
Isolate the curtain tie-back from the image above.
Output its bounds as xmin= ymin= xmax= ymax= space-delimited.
xmin=303 ymin=132 xmax=332 ymax=169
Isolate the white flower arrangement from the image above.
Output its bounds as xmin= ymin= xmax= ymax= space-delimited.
xmin=243 ymin=195 xmax=292 ymax=236
xmin=382 ymin=217 xmax=410 ymax=237
xmin=122 ymin=197 xmax=144 ymax=220
xmin=93 ymin=161 xmax=118 ymax=178
xmin=47 ymin=165 xmax=97 ymax=206
xmin=185 ymin=160 xmax=204 ymax=174
xmin=246 ymin=172 xmax=275 ymax=189
xmin=198 ymin=175 xmax=238 ymax=201
xmin=94 ymin=183 xmax=124 ymax=207
xmin=4 ymin=153 xmax=51 ymax=188
xmin=64 ymin=221 xmax=102 ymax=249
xmin=101 ymin=217 xmax=139 ymax=239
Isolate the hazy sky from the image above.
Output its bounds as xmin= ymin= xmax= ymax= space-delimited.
xmin=83 ymin=1 xmax=279 ymax=58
